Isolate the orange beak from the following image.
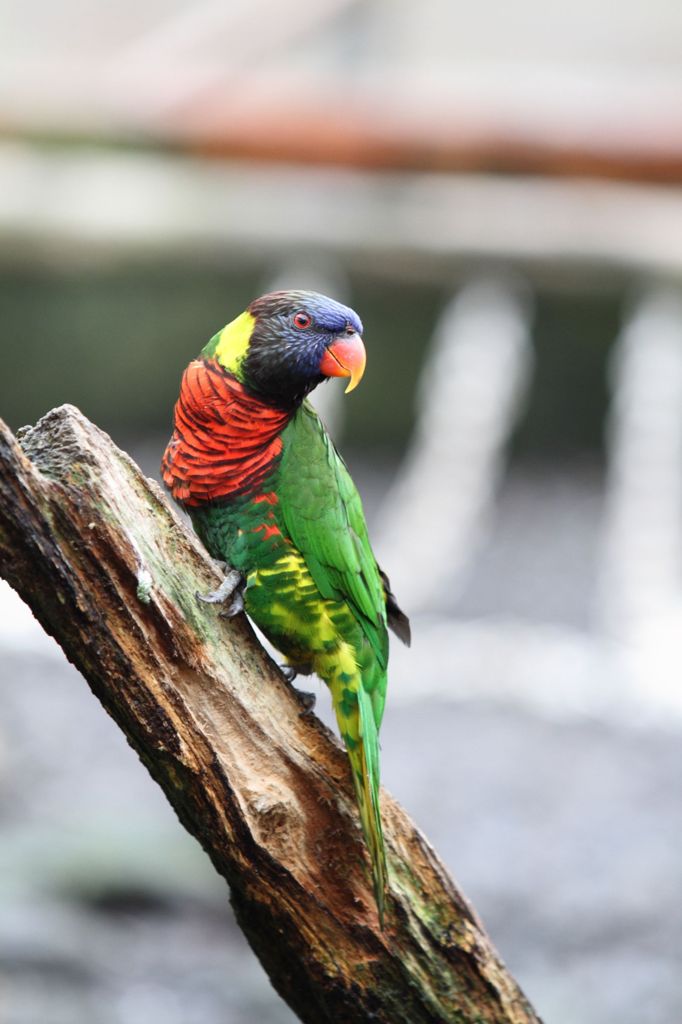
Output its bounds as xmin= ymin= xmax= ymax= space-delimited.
xmin=318 ymin=333 xmax=367 ymax=394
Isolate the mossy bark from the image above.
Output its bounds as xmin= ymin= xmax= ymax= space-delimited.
xmin=0 ymin=406 xmax=542 ymax=1024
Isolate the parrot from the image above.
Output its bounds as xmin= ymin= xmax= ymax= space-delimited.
xmin=161 ymin=290 xmax=410 ymax=925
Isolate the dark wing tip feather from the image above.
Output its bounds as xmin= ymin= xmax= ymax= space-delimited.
xmin=378 ymin=567 xmax=411 ymax=647
xmin=388 ymin=602 xmax=412 ymax=647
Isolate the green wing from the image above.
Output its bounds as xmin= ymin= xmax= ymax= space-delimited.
xmin=277 ymin=401 xmax=388 ymax=668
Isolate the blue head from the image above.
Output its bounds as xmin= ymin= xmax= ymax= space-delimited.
xmin=239 ymin=290 xmax=366 ymax=407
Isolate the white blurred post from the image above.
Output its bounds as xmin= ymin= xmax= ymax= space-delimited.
xmin=598 ymin=288 xmax=682 ymax=637
xmin=375 ymin=278 xmax=533 ymax=612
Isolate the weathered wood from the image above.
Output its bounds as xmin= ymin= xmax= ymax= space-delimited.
xmin=0 ymin=405 xmax=541 ymax=1024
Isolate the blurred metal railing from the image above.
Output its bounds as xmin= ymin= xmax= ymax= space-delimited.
xmin=2 ymin=145 xmax=682 ymax=277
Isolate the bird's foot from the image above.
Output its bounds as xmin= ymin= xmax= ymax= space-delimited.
xmin=218 ymin=588 xmax=245 ymax=619
xmin=196 ymin=569 xmax=245 ymax=618
xmin=296 ymin=690 xmax=317 ymax=716
xmin=279 ymin=664 xmax=316 ymax=715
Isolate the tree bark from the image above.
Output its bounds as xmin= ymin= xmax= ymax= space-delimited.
xmin=0 ymin=406 xmax=541 ymax=1024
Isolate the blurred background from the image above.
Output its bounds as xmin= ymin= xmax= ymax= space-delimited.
xmin=2 ymin=1 xmax=682 ymax=1022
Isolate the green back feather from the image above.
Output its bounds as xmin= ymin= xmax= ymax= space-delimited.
xmin=276 ymin=403 xmax=390 ymax=920
xmin=278 ymin=402 xmax=389 ymax=676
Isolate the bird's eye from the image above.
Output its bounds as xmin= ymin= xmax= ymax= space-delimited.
xmin=293 ymin=311 xmax=312 ymax=330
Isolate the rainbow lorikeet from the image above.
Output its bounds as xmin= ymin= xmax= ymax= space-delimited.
xmin=161 ymin=290 xmax=410 ymax=924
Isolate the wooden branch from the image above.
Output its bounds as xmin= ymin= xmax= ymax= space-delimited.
xmin=0 ymin=406 xmax=541 ymax=1024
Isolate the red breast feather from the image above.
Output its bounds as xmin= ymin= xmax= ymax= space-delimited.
xmin=161 ymin=359 xmax=291 ymax=506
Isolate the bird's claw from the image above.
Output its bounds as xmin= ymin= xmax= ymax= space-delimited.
xmin=279 ymin=664 xmax=316 ymax=715
xmin=196 ymin=569 xmax=245 ymax=616
xmin=296 ymin=690 xmax=317 ymax=716
xmin=219 ymin=588 xmax=245 ymax=619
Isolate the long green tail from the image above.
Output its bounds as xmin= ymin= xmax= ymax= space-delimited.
xmin=330 ymin=673 xmax=387 ymax=926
